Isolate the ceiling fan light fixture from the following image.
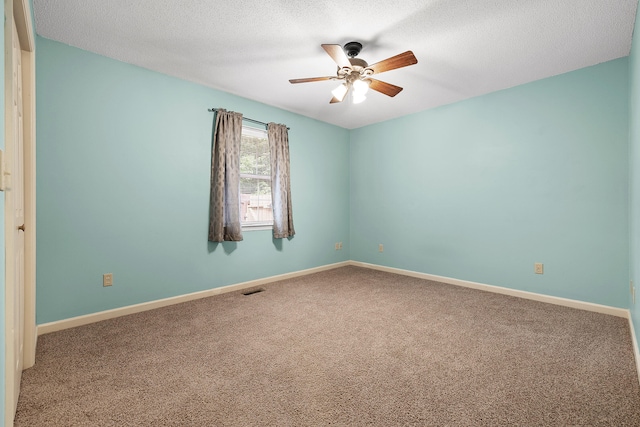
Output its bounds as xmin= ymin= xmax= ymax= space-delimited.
xmin=331 ymin=83 xmax=349 ymax=102
xmin=352 ymin=92 xmax=367 ymax=104
xmin=353 ymin=79 xmax=370 ymax=95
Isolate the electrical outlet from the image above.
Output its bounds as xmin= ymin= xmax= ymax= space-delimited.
xmin=534 ymin=263 xmax=543 ymax=274
xmin=335 ymin=243 xmax=340 ymax=250
xmin=338 ymin=242 xmax=343 ymax=250
xmin=103 ymin=273 xmax=113 ymax=287
xmin=379 ymin=244 xmax=384 ymax=253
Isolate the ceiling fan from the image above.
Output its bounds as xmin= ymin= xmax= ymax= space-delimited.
xmin=289 ymin=42 xmax=418 ymax=104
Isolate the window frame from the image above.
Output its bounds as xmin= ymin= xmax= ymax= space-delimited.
xmin=239 ymin=125 xmax=273 ymax=231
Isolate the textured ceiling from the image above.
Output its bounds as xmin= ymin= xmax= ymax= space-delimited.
xmin=33 ymin=0 xmax=638 ymax=129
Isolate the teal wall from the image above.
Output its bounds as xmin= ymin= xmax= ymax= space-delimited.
xmin=630 ymin=4 xmax=640 ymax=343
xmin=36 ymin=37 xmax=351 ymax=324
xmin=350 ymin=58 xmax=630 ymax=308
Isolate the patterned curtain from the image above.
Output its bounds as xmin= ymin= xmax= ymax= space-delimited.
xmin=268 ymin=123 xmax=295 ymax=238
xmin=208 ymin=109 xmax=244 ymax=242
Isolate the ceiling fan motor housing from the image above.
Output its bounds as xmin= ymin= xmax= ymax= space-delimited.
xmin=348 ymin=58 xmax=368 ymax=68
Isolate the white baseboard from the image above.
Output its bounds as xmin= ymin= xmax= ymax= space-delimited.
xmin=37 ymin=261 xmax=350 ymax=336
xmin=37 ymin=259 xmax=629 ymax=336
xmin=628 ymin=316 xmax=640 ymax=386
xmin=349 ymin=261 xmax=629 ymax=318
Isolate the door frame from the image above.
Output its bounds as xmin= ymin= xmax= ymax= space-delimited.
xmin=4 ymin=0 xmax=35 ymax=424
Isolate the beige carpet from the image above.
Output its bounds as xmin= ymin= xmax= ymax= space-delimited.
xmin=15 ymin=266 xmax=640 ymax=426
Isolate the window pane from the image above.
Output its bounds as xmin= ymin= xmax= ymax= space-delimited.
xmin=240 ymin=126 xmax=273 ymax=226
xmin=240 ymin=133 xmax=270 ymax=176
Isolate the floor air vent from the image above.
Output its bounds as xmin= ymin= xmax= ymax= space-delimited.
xmin=242 ymin=288 xmax=265 ymax=296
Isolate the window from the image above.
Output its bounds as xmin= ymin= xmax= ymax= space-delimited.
xmin=239 ymin=126 xmax=273 ymax=229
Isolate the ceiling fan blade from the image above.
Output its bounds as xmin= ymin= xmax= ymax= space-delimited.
xmin=289 ymin=76 xmax=334 ymax=84
xmin=329 ymin=83 xmax=351 ymax=104
xmin=368 ymin=51 xmax=418 ymax=74
xmin=369 ymin=78 xmax=403 ymax=97
xmin=322 ymin=44 xmax=351 ymax=68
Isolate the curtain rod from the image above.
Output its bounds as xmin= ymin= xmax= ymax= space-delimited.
xmin=208 ymin=108 xmax=290 ymax=130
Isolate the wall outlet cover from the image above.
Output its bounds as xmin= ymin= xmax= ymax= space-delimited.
xmin=534 ymin=263 xmax=544 ymax=274
xmin=103 ymin=273 xmax=113 ymax=287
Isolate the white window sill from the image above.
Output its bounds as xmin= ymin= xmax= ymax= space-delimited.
xmin=242 ymin=224 xmax=273 ymax=232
